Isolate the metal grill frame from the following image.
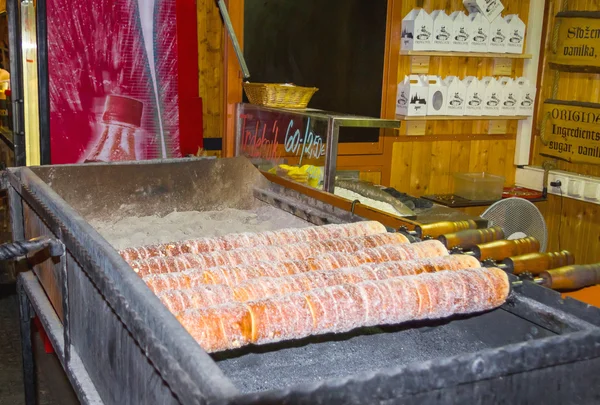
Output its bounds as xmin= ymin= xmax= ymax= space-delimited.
xmin=4 ymin=158 xmax=600 ymax=405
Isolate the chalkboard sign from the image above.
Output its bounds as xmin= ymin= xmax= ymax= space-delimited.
xmin=244 ymin=0 xmax=387 ymax=143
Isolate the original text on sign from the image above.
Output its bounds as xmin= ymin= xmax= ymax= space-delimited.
xmin=540 ymin=100 xmax=600 ymax=165
xmin=549 ymin=12 xmax=600 ymax=72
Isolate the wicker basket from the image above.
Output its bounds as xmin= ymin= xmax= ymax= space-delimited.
xmin=243 ymin=82 xmax=318 ymax=109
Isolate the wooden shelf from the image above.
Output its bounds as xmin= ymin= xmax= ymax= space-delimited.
xmin=396 ymin=115 xmax=530 ymax=121
xmin=400 ymin=51 xmax=532 ymax=59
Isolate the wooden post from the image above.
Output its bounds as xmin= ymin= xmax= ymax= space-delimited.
xmin=380 ymin=0 xmax=403 ymax=186
xmin=222 ymin=0 xmax=244 ymax=157
xmin=514 ymin=0 xmax=547 ymax=166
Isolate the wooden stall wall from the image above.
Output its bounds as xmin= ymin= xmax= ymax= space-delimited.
xmin=208 ymin=0 xmax=532 ymax=183
xmin=531 ymin=0 xmax=600 ymax=265
xmin=382 ymin=0 xmax=531 ymax=196
xmin=197 ymin=0 xmax=225 ymax=155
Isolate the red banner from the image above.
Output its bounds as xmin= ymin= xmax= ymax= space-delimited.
xmin=47 ymin=0 xmax=200 ymax=164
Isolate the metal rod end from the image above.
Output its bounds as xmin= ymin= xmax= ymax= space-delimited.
xmin=350 ymin=199 xmax=360 ymax=215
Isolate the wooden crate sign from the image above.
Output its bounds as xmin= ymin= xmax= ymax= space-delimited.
xmin=549 ymin=12 xmax=600 ymax=72
xmin=540 ymin=100 xmax=600 ymax=164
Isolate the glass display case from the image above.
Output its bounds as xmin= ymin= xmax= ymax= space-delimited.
xmin=235 ymin=103 xmax=399 ymax=192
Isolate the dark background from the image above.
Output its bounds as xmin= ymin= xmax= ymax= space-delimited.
xmin=244 ymin=0 xmax=388 ymax=143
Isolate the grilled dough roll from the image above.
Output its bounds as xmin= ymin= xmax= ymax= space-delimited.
xmin=143 ymin=240 xmax=448 ymax=292
xmin=120 ymin=221 xmax=387 ymax=261
xmin=130 ymin=233 xmax=409 ymax=276
xmin=177 ymin=267 xmax=509 ymax=352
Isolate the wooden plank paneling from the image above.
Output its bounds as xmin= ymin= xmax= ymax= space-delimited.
xmin=529 ymin=0 xmax=600 ymax=275
xmin=526 ymin=0 xmax=600 ymax=305
xmin=468 ymin=140 xmax=490 ymax=174
xmin=504 ymin=139 xmax=516 ymax=185
xmin=390 ymin=137 xmax=521 ymax=197
xmin=390 ymin=141 xmax=414 ymax=192
xmin=223 ymin=0 xmax=245 ymax=156
xmin=381 ymin=0 xmax=410 ymax=185
xmin=409 ymin=141 xmax=433 ymax=195
xmin=448 ymin=140 xmax=471 ymax=191
xmin=429 ymin=141 xmax=452 ymax=193
xmin=359 ymin=171 xmax=383 ymax=185
xmin=197 ymin=0 xmax=224 ymax=139
xmin=384 ymin=0 xmax=530 ymax=194
xmin=539 ymin=195 xmax=600 ymax=263
xmin=487 ymin=139 xmax=508 ymax=178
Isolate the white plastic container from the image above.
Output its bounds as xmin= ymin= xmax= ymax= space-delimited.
xmin=454 ymin=172 xmax=505 ymax=201
xmin=463 ymin=76 xmax=484 ymax=116
xmin=498 ymin=77 xmax=519 ymax=116
xmin=468 ymin=12 xmax=490 ymax=52
xmin=396 ymin=75 xmax=429 ymax=116
xmin=444 ymin=76 xmax=467 ymax=116
xmin=430 ymin=10 xmax=453 ymax=51
xmin=505 ymin=14 xmax=526 ymax=54
xmin=463 ymin=0 xmax=504 ymax=22
xmin=488 ymin=15 xmax=509 ymax=53
xmin=450 ymin=11 xmax=470 ymax=52
xmin=516 ymin=77 xmax=536 ymax=116
xmin=426 ymin=75 xmax=448 ymax=115
xmin=401 ymin=9 xmax=434 ymax=51
xmin=481 ymin=76 xmax=502 ymax=116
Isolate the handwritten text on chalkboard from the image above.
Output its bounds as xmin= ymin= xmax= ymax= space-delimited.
xmin=239 ymin=113 xmax=326 ymax=162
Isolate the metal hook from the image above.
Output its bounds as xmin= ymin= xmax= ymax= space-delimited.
xmin=350 ymin=199 xmax=361 ymax=215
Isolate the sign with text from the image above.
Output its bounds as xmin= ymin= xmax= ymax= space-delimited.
xmin=236 ymin=104 xmax=328 ymax=167
xmin=549 ymin=12 xmax=600 ymax=72
xmin=540 ymin=100 xmax=600 ymax=165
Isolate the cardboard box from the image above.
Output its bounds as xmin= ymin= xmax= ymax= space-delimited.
xmin=468 ymin=12 xmax=490 ymax=52
xmin=463 ymin=76 xmax=484 ymax=116
xmin=498 ymin=77 xmax=520 ymax=116
xmin=444 ymin=76 xmax=467 ymax=116
xmin=505 ymin=14 xmax=526 ymax=54
xmin=481 ymin=76 xmax=503 ymax=116
xmin=430 ymin=10 xmax=453 ymax=51
xmin=450 ymin=11 xmax=470 ymax=52
xmin=516 ymin=77 xmax=536 ymax=116
xmin=396 ymin=75 xmax=429 ymax=116
xmin=425 ymin=75 xmax=448 ymax=115
xmin=401 ymin=9 xmax=434 ymax=51
xmin=488 ymin=15 xmax=509 ymax=53
xmin=463 ymin=0 xmax=504 ymax=22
